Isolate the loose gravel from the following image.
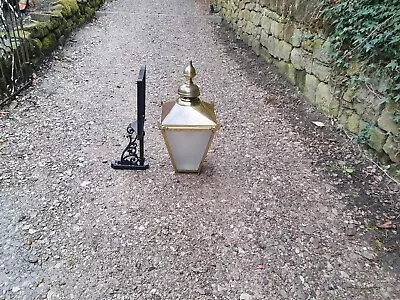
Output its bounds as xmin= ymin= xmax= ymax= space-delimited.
xmin=0 ymin=0 xmax=399 ymax=299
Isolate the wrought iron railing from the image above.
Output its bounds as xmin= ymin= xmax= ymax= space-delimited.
xmin=0 ymin=0 xmax=32 ymax=106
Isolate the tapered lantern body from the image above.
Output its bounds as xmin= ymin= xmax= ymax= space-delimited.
xmin=160 ymin=62 xmax=219 ymax=173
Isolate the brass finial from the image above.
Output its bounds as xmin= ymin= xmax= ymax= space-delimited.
xmin=184 ymin=61 xmax=196 ymax=82
xmin=178 ymin=61 xmax=200 ymax=100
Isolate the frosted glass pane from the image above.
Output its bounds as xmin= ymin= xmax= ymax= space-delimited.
xmin=166 ymin=130 xmax=213 ymax=171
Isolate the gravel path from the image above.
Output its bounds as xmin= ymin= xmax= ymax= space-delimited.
xmin=1 ymin=0 xmax=399 ymax=299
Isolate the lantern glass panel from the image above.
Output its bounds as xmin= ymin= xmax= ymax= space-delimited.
xmin=165 ymin=129 xmax=213 ymax=171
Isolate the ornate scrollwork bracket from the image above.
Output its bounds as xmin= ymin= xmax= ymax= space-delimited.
xmin=111 ymin=64 xmax=149 ymax=170
xmin=111 ymin=121 xmax=149 ymax=170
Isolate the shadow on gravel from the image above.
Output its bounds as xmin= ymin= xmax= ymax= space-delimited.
xmin=213 ymin=21 xmax=400 ymax=276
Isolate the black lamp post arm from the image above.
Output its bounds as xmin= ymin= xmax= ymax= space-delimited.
xmin=111 ymin=64 xmax=149 ymax=170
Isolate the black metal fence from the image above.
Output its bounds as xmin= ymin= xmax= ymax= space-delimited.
xmin=0 ymin=0 xmax=32 ymax=106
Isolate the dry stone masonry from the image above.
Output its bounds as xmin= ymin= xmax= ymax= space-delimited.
xmin=27 ymin=0 xmax=105 ymax=64
xmin=2 ymin=0 xmax=105 ymax=71
xmin=214 ymin=0 xmax=400 ymax=169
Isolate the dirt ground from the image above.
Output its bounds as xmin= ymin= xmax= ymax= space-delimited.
xmin=0 ymin=0 xmax=399 ymax=299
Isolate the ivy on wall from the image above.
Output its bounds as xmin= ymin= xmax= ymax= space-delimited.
xmin=319 ymin=0 xmax=400 ymax=104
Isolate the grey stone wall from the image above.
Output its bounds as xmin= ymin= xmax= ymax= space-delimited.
xmin=215 ymin=0 xmax=400 ymax=166
xmin=9 ymin=0 xmax=104 ymax=70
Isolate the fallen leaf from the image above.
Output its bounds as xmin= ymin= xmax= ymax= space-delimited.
xmin=256 ymin=264 xmax=264 ymax=269
xmin=312 ymin=121 xmax=325 ymax=127
xmin=342 ymin=167 xmax=354 ymax=174
xmin=80 ymin=180 xmax=91 ymax=187
xmin=18 ymin=1 xmax=26 ymax=11
xmin=377 ymin=221 xmax=395 ymax=229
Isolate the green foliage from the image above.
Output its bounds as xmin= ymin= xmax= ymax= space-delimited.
xmin=365 ymin=224 xmax=377 ymax=231
xmin=356 ymin=123 xmax=373 ymax=144
xmin=393 ymin=113 xmax=400 ymax=125
xmin=342 ymin=167 xmax=354 ymax=174
xmin=319 ymin=0 xmax=400 ymax=103
xmin=326 ymin=163 xmax=355 ymax=175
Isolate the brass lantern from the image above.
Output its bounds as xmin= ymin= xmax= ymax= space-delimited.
xmin=160 ymin=61 xmax=219 ymax=173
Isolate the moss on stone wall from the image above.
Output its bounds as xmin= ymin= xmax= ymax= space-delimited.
xmin=41 ymin=33 xmax=57 ymax=53
xmin=24 ymin=22 xmax=49 ymax=39
xmin=30 ymin=38 xmax=43 ymax=57
xmin=56 ymin=0 xmax=80 ymax=17
xmin=21 ymin=0 xmax=106 ymax=68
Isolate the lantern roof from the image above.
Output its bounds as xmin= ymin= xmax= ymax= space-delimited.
xmin=160 ymin=61 xmax=218 ymax=128
xmin=160 ymin=99 xmax=217 ymax=127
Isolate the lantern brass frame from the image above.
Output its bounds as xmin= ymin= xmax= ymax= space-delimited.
xmin=159 ymin=125 xmax=219 ymax=173
xmin=159 ymin=61 xmax=220 ymax=173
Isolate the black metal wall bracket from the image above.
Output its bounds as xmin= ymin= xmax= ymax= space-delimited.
xmin=111 ymin=64 xmax=149 ymax=170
